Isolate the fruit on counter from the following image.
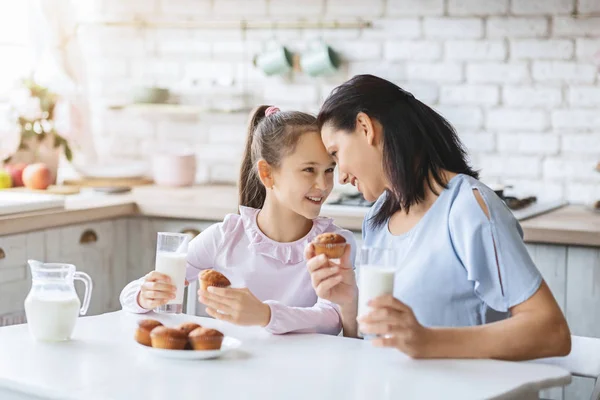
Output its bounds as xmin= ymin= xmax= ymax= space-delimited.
xmin=5 ymin=163 xmax=27 ymax=187
xmin=0 ymin=169 xmax=13 ymax=189
xmin=22 ymin=163 xmax=52 ymax=190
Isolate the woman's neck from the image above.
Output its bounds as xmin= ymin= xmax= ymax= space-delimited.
xmin=402 ymin=169 xmax=457 ymax=216
xmin=256 ymin=197 xmax=314 ymax=243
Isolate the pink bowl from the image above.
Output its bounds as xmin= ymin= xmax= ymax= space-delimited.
xmin=152 ymin=153 xmax=196 ymax=187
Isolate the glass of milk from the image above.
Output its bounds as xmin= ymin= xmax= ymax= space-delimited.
xmin=24 ymin=260 xmax=93 ymax=342
xmin=357 ymin=247 xmax=397 ymax=338
xmin=154 ymin=232 xmax=189 ymax=314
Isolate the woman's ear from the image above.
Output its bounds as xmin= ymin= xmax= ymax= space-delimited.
xmin=257 ymin=159 xmax=274 ymax=189
xmin=356 ymin=112 xmax=378 ymax=146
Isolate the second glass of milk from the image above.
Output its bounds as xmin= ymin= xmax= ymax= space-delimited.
xmin=154 ymin=232 xmax=189 ymax=314
xmin=357 ymin=247 xmax=397 ymax=337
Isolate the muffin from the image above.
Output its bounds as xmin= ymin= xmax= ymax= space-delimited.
xmin=176 ymin=322 xmax=202 ymax=336
xmin=312 ymin=233 xmax=347 ymax=259
xmin=150 ymin=326 xmax=188 ymax=350
xmin=134 ymin=319 xmax=163 ymax=347
xmin=189 ymin=327 xmax=224 ymax=351
xmin=199 ymin=270 xmax=231 ymax=292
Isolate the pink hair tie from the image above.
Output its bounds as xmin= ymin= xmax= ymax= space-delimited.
xmin=265 ymin=106 xmax=280 ymax=117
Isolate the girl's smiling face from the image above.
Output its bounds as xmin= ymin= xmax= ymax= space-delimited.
xmin=268 ymin=131 xmax=336 ymax=219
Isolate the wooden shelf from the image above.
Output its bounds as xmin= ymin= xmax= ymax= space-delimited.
xmin=107 ymin=104 xmax=251 ymax=115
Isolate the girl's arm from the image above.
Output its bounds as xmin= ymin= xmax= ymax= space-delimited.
xmin=119 ymin=277 xmax=148 ymax=313
xmin=119 ymin=222 xmax=224 ymax=313
xmin=263 ymin=298 xmax=342 ymax=335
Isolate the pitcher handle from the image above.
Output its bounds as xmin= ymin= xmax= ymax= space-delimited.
xmin=74 ymin=271 xmax=93 ymax=315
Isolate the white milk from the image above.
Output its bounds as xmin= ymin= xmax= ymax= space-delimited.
xmin=24 ymin=293 xmax=81 ymax=341
xmin=155 ymin=251 xmax=187 ymax=304
xmin=358 ymin=265 xmax=396 ymax=317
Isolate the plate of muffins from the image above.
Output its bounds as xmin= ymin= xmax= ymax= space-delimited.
xmin=134 ymin=319 xmax=241 ymax=360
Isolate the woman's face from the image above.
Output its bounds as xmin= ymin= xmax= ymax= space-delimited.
xmin=320 ymin=114 xmax=388 ymax=202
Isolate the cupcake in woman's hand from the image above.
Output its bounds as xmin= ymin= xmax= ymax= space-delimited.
xmin=134 ymin=319 xmax=163 ymax=347
xmin=199 ymin=270 xmax=231 ymax=292
xmin=312 ymin=233 xmax=347 ymax=259
xmin=188 ymin=327 xmax=224 ymax=351
xmin=150 ymin=326 xmax=188 ymax=350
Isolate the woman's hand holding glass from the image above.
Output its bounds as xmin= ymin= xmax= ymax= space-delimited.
xmin=358 ymin=294 xmax=431 ymax=358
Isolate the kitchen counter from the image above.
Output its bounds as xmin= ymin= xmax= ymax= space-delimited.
xmin=0 ymin=185 xmax=599 ymax=247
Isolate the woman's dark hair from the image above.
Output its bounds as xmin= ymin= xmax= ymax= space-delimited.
xmin=239 ymin=106 xmax=318 ymax=209
xmin=317 ymin=74 xmax=478 ymax=228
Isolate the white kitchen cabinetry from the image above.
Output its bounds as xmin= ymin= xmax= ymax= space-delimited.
xmin=0 ymin=232 xmax=44 ymax=326
xmin=44 ymin=220 xmax=127 ymax=317
xmin=527 ymin=244 xmax=600 ymax=400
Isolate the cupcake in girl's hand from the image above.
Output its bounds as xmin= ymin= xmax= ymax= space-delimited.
xmin=312 ymin=233 xmax=347 ymax=259
xmin=199 ymin=270 xmax=231 ymax=292
xmin=134 ymin=319 xmax=163 ymax=346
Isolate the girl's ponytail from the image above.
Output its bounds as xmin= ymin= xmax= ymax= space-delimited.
xmin=239 ymin=105 xmax=270 ymax=209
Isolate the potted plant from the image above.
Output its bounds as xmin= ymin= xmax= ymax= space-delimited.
xmin=3 ymin=79 xmax=73 ymax=184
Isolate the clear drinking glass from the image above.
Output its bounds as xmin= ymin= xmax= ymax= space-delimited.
xmin=154 ymin=232 xmax=189 ymax=314
xmin=357 ymin=247 xmax=398 ymax=338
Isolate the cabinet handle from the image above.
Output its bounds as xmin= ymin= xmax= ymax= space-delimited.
xmin=180 ymin=228 xmax=201 ymax=239
xmin=0 ymin=248 xmax=5 ymax=260
xmin=80 ymin=230 xmax=98 ymax=244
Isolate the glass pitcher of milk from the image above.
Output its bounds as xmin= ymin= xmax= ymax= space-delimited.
xmin=24 ymin=260 xmax=93 ymax=342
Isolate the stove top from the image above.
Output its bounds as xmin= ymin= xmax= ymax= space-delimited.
xmin=325 ymin=191 xmax=567 ymax=222
xmin=327 ymin=192 xmax=376 ymax=208
xmin=329 ymin=191 xmax=541 ymax=211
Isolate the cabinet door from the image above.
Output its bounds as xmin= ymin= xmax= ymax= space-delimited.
xmin=0 ymin=232 xmax=44 ymax=325
xmin=45 ymin=221 xmax=117 ymax=316
xmin=526 ymin=244 xmax=567 ymax=312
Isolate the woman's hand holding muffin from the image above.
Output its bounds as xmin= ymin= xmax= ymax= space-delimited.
xmin=199 ymin=286 xmax=271 ymax=327
xmin=304 ymin=234 xmax=357 ymax=309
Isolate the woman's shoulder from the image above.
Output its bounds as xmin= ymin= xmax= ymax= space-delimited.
xmin=447 ymin=174 xmax=518 ymax=229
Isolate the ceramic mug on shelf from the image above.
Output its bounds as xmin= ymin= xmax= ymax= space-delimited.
xmin=253 ymin=41 xmax=294 ymax=76
xmin=300 ymin=41 xmax=340 ymax=77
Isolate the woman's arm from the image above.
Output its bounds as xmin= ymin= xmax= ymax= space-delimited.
xmin=426 ymin=281 xmax=571 ymax=360
xmin=359 ymin=281 xmax=571 ymax=360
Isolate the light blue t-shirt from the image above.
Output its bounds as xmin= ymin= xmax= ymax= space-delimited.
xmin=362 ymin=174 xmax=543 ymax=327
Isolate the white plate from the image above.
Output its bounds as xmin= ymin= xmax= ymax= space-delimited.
xmin=137 ymin=337 xmax=241 ymax=360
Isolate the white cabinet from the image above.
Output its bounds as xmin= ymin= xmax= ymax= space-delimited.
xmin=0 ymin=232 xmax=44 ymax=326
xmin=44 ymin=220 xmax=127 ymax=316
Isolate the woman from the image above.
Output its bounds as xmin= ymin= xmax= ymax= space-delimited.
xmin=305 ymin=74 xmax=571 ymax=360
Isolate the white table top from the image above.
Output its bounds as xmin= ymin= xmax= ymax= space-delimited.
xmin=0 ymin=311 xmax=571 ymax=400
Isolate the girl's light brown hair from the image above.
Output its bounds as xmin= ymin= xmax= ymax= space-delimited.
xmin=239 ymin=105 xmax=318 ymax=209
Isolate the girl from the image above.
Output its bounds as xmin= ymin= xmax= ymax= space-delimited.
xmin=306 ymin=75 xmax=571 ymax=359
xmin=120 ymin=105 xmax=356 ymax=335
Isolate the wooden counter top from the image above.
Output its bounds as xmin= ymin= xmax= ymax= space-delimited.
xmin=0 ymin=185 xmax=598 ymax=247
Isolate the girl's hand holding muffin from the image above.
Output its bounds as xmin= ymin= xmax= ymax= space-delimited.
xmin=197 ymin=269 xmax=271 ymax=327
xmin=199 ymin=286 xmax=271 ymax=327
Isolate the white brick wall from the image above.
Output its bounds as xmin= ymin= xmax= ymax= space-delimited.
xmin=66 ymin=0 xmax=600 ymax=203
